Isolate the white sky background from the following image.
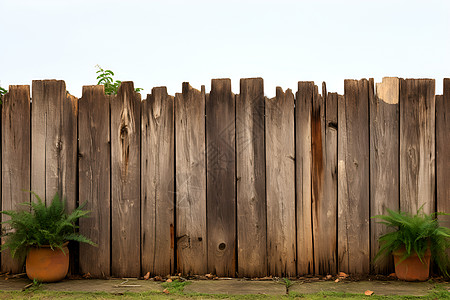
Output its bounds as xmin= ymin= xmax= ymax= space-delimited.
xmin=1 ymin=0 xmax=449 ymax=98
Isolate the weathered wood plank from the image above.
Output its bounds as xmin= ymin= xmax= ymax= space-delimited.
xmin=1 ymin=85 xmax=31 ymax=273
xmin=175 ymin=83 xmax=207 ymax=275
xmin=206 ymin=79 xmax=236 ymax=277
xmin=399 ymin=79 xmax=435 ymax=214
xmin=437 ymin=79 xmax=450 ymax=261
xmin=265 ymin=87 xmax=296 ymax=277
xmin=78 ymin=85 xmax=110 ymax=277
xmin=370 ymin=77 xmax=400 ymax=274
xmin=338 ymin=79 xmax=371 ymax=274
xmin=313 ymin=83 xmax=338 ymax=275
xmin=236 ymin=78 xmax=266 ymax=277
xmin=141 ymin=87 xmax=175 ymax=276
xmin=296 ymin=81 xmax=314 ymax=275
xmin=31 ymin=80 xmax=77 ymax=211
xmin=111 ymin=81 xmax=141 ymax=277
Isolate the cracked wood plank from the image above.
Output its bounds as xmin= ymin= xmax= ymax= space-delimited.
xmin=78 ymin=85 xmax=111 ymax=277
xmin=111 ymin=82 xmax=141 ymax=277
xmin=338 ymin=79 xmax=371 ymax=274
xmin=266 ymin=87 xmax=296 ymax=277
xmin=1 ymin=85 xmax=30 ymax=273
xmin=206 ymin=79 xmax=236 ymax=277
xmin=141 ymin=87 xmax=175 ymax=276
xmin=175 ymin=83 xmax=207 ymax=275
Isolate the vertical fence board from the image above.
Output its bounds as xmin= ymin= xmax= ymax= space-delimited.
xmin=111 ymin=82 xmax=141 ymax=277
xmin=265 ymin=88 xmax=296 ymax=276
xmin=31 ymin=80 xmax=77 ymax=210
xmin=370 ymin=78 xmax=399 ymax=274
xmin=175 ymin=83 xmax=207 ymax=275
xmin=399 ymin=79 xmax=435 ymax=214
xmin=1 ymin=85 xmax=31 ymax=273
xmin=437 ymin=79 xmax=450 ymax=260
xmin=338 ymin=79 xmax=370 ymax=274
xmin=313 ymin=86 xmax=338 ymax=275
xmin=78 ymin=85 xmax=110 ymax=277
xmin=311 ymin=85 xmax=325 ymax=275
xmin=141 ymin=87 xmax=175 ymax=276
xmin=206 ymin=79 xmax=236 ymax=276
xmin=236 ymin=78 xmax=266 ymax=277
xmin=296 ymin=82 xmax=314 ymax=274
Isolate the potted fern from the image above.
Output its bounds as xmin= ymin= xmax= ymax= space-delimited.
xmin=0 ymin=192 xmax=95 ymax=282
xmin=373 ymin=207 xmax=450 ymax=281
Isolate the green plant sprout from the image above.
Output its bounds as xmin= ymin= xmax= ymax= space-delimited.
xmin=0 ymin=86 xmax=7 ymax=104
xmin=95 ymin=65 xmax=143 ymax=95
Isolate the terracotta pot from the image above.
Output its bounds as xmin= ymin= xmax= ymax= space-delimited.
xmin=26 ymin=242 xmax=69 ymax=282
xmin=393 ymin=246 xmax=431 ymax=281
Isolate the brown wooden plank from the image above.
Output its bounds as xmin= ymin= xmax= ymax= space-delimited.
xmin=265 ymin=87 xmax=296 ymax=277
xmin=337 ymin=79 xmax=371 ymax=274
xmin=206 ymin=79 xmax=236 ymax=276
xmin=1 ymin=85 xmax=31 ymax=273
xmin=78 ymin=85 xmax=110 ymax=277
xmin=295 ymin=81 xmax=314 ymax=275
xmin=399 ymin=79 xmax=435 ymax=214
xmin=370 ymin=77 xmax=400 ymax=274
xmin=175 ymin=83 xmax=207 ymax=275
xmin=437 ymin=79 xmax=450 ymax=261
xmin=236 ymin=78 xmax=266 ymax=277
xmin=31 ymin=80 xmax=77 ymax=211
xmin=313 ymin=83 xmax=338 ymax=275
xmin=110 ymin=81 xmax=141 ymax=277
xmin=141 ymin=87 xmax=175 ymax=276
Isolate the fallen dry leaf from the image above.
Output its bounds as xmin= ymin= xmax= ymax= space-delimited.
xmin=82 ymin=272 xmax=91 ymax=279
xmin=154 ymin=275 xmax=163 ymax=281
xmin=388 ymin=273 xmax=397 ymax=278
xmin=365 ymin=290 xmax=374 ymax=296
xmin=143 ymin=272 xmax=150 ymax=280
xmin=335 ymin=278 xmax=340 ymax=283
xmin=163 ymin=288 xmax=169 ymax=294
xmin=166 ymin=278 xmax=172 ymax=283
xmin=338 ymin=272 xmax=348 ymax=278
xmin=326 ymin=275 xmax=332 ymax=280
xmin=205 ymin=273 xmax=214 ymax=279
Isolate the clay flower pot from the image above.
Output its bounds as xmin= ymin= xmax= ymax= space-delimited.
xmin=393 ymin=247 xmax=431 ymax=281
xmin=26 ymin=242 xmax=69 ymax=282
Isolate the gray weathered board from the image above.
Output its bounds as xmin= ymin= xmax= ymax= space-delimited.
xmin=370 ymin=77 xmax=399 ymax=274
xmin=265 ymin=87 xmax=296 ymax=276
xmin=312 ymin=84 xmax=338 ymax=275
xmin=78 ymin=85 xmax=111 ymax=277
xmin=1 ymin=85 xmax=31 ymax=273
xmin=31 ymin=80 xmax=77 ymax=211
xmin=141 ymin=87 xmax=175 ymax=276
xmin=236 ymin=78 xmax=267 ymax=277
xmin=175 ymin=83 xmax=207 ymax=275
xmin=338 ymin=79 xmax=371 ymax=274
xmin=110 ymin=82 xmax=141 ymax=277
xmin=206 ymin=79 xmax=236 ymax=277
xmin=399 ymin=79 xmax=435 ymax=214
xmin=296 ymin=82 xmax=314 ymax=274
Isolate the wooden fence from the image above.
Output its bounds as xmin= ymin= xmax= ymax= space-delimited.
xmin=0 ymin=77 xmax=448 ymax=278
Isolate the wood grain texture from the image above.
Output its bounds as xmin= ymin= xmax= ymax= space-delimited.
xmin=111 ymin=82 xmax=141 ymax=277
xmin=141 ymin=87 xmax=175 ymax=276
xmin=265 ymin=87 xmax=296 ymax=277
xmin=236 ymin=78 xmax=266 ymax=277
xmin=31 ymin=80 xmax=77 ymax=212
xmin=313 ymin=84 xmax=338 ymax=275
xmin=399 ymin=79 xmax=435 ymax=214
xmin=370 ymin=77 xmax=399 ymax=274
xmin=338 ymin=79 xmax=371 ymax=274
xmin=295 ymin=81 xmax=314 ymax=275
xmin=1 ymin=85 xmax=31 ymax=273
xmin=175 ymin=83 xmax=207 ymax=275
xmin=206 ymin=79 xmax=236 ymax=276
xmin=437 ymin=79 xmax=450 ymax=261
xmin=78 ymin=85 xmax=110 ymax=277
